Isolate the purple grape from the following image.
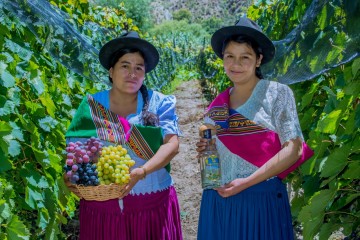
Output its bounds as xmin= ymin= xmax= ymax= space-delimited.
xmin=75 ymin=147 xmax=81 ymax=154
xmin=71 ymin=174 xmax=79 ymax=182
xmin=83 ymin=155 xmax=90 ymax=163
xmin=77 ymin=157 xmax=83 ymax=164
xmin=67 ymin=153 xmax=74 ymax=159
xmin=80 ymin=149 xmax=87 ymax=156
xmin=87 ymin=151 xmax=94 ymax=157
xmin=72 ymin=165 xmax=78 ymax=172
xmin=90 ymin=146 xmax=97 ymax=153
xmin=66 ymin=159 xmax=74 ymax=166
xmin=66 ymin=171 xmax=73 ymax=178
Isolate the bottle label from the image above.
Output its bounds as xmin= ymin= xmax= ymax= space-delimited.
xmin=202 ymin=155 xmax=221 ymax=187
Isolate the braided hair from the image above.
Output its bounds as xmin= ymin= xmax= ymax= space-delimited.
xmin=222 ymin=35 xmax=264 ymax=79
xmin=108 ymin=48 xmax=159 ymax=126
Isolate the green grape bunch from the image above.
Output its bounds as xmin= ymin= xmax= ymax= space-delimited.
xmin=96 ymin=145 xmax=136 ymax=185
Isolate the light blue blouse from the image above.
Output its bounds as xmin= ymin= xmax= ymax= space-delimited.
xmin=70 ymin=89 xmax=180 ymax=195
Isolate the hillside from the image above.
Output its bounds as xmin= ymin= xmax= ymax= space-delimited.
xmin=150 ymin=0 xmax=250 ymax=25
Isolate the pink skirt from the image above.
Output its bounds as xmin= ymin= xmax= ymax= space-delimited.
xmin=79 ymin=186 xmax=183 ymax=240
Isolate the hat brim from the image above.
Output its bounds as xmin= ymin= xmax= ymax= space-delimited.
xmin=99 ymin=37 xmax=159 ymax=73
xmin=211 ymin=26 xmax=275 ymax=65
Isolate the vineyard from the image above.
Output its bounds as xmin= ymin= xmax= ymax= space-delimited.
xmin=0 ymin=0 xmax=359 ymax=239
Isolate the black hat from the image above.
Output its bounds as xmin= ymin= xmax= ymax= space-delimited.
xmin=211 ymin=17 xmax=275 ymax=65
xmin=99 ymin=31 xmax=159 ymax=73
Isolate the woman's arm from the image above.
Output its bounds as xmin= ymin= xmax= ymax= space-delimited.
xmin=122 ymin=134 xmax=179 ymax=195
xmin=216 ymin=137 xmax=303 ymax=197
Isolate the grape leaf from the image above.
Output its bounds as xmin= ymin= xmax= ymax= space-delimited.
xmin=38 ymin=116 xmax=58 ymax=132
xmin=6 ymin=215 xmax=30 ymax=240
xmin=0 ymin=69 xmax=16 ymax=88
xmin=25 ymin=186 xmax=43 ymax=209
xmin=316 ymin=110 xmax=342 ymax=134
xmin=320 ymin=144 xmax=350 ymax=177
xmin=341 ymin=162 xmax=360 ymax=179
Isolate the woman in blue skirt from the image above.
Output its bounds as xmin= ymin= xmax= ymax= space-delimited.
xmin=195 ymin=17 xmax=313 ymax=240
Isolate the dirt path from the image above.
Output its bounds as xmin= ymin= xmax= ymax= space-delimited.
xmin=171 ymin=79 xmax=209 ymax=240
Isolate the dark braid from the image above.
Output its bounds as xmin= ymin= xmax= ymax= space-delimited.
xmin=139 ymin=84 xmax=159 ymax=126
xmin=222 ymin=35 xmax=264 ymax=79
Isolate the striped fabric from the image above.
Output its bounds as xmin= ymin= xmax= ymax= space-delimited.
xmin=126 ymin=125 xmax=154 ymax=160
xmin=205 ymin=87 xmax=313 ymax=179
xmin=87 ymin=95 xmax=128 ymax=144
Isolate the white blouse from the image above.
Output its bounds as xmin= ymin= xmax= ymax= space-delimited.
xmin=205 ymin=80 xmax=304 ymax=184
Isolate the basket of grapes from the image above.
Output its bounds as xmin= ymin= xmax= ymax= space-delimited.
xmin=64 ymin=137 xmax=135 ymax=201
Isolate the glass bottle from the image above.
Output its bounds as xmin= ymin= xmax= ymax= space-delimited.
xmin=199 ymin=128 xmax=221 ymax=189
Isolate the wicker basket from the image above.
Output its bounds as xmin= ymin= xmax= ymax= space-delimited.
xmin=74 ymin=183 xmax=126 ymax=201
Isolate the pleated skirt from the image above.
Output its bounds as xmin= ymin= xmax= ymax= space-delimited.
xmin=197 ymin=177 xmax=294 ymax=240
xmin=79 ymin=186 xmax=182 ymax=240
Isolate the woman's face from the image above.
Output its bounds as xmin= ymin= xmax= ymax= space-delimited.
xmin=109 ymin=52 xmax=145 ymax=94
xmin=223 ymin=41 xmax=262 ymax=85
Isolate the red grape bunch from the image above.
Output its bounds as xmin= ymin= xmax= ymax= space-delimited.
xmin=63 ymin=137 xmax=103 ymax=186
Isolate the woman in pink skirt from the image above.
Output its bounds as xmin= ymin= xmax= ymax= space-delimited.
xmin=64 ymin=31 xmax=182 ymax=240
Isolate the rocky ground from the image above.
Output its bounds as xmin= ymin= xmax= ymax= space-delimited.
xmin=171 ymin=79 xmax=208 ymax=240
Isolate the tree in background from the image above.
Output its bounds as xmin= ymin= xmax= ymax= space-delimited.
xmin=173 ymin=8 xmax=192 ymax=22
xmin=200 ymin=16 xmax=223 ymax=35
xmin=90 ymin=0 xmax=154 ymax=31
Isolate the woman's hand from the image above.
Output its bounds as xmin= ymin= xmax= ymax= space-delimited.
xmin=63 ymin=174 xmax=82 ymax=198
xmin=120 ymin=166 xmax=146 ymax=197
xmin=195 ymin=138 xmax=208 ymax=158
xmin=215 ymin=178 xmax=249 ymax=198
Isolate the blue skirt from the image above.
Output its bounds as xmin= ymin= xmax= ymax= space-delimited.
xmin=197 ymin=177 xmax=294 ymax=240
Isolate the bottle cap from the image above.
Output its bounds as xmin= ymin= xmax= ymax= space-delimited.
xmin=203 ymin=129 xmax=212 ymax=139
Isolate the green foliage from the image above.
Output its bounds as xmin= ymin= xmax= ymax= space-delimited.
xmin=199 ymin=16 xmax=223 ymax=35
xmin=91 ymin=0 xmax=154 ymax=31
xmin=173 ymin=8 xmax=192 ymax=22
xmin=0 ymin=0 xmax=135 ymax=238
xmin=149 ymin=20 xmax=209 ymax=45
xmin=290 ymin=62 xmax=360 ymax=239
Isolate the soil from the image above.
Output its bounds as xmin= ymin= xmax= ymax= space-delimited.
xmin=171 ymin=79 xmax=208 ymax=240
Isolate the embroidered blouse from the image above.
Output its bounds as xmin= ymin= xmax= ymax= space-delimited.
xmin=67 ymin=89 xmax=180 ymax=195
xmin=205 ymin=80 xmax=305 ymax=184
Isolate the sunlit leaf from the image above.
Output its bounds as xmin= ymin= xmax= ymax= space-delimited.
xmin=25 ymin=172 xmax=50 ymax=189
xmin=5 ymin=39 xmax=33 ymax=61
xmin=0 ymin=97 xmax=15 ymax=117
xmin=316 ymin=110 xmax=342 ymax=133
xmin=39 ymin=93 xmax=56 ymax=117
xmin=38 ymin=208 xmax=49 ymax=230
xmin=38 ymin=116 xmax=58 ymax=132
xmin=0 ymin=68 xmax=16 ymax=88
xmin=0 ymin=121 xmax=12 ymax=137
xmin=9 ymin=122 xmax=24 ymax=142
xmin=25 ymin=186 xmax=43 ymax=209
xmin=29 ymin=75 xmax=45 ymax=96
xmin=0 ymin=201 xmax=11 ymax=220
xmin=6 ymin=215 xmax=30 ymax=240
xmin=318 ymin=5 xmax=327 ymax=31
